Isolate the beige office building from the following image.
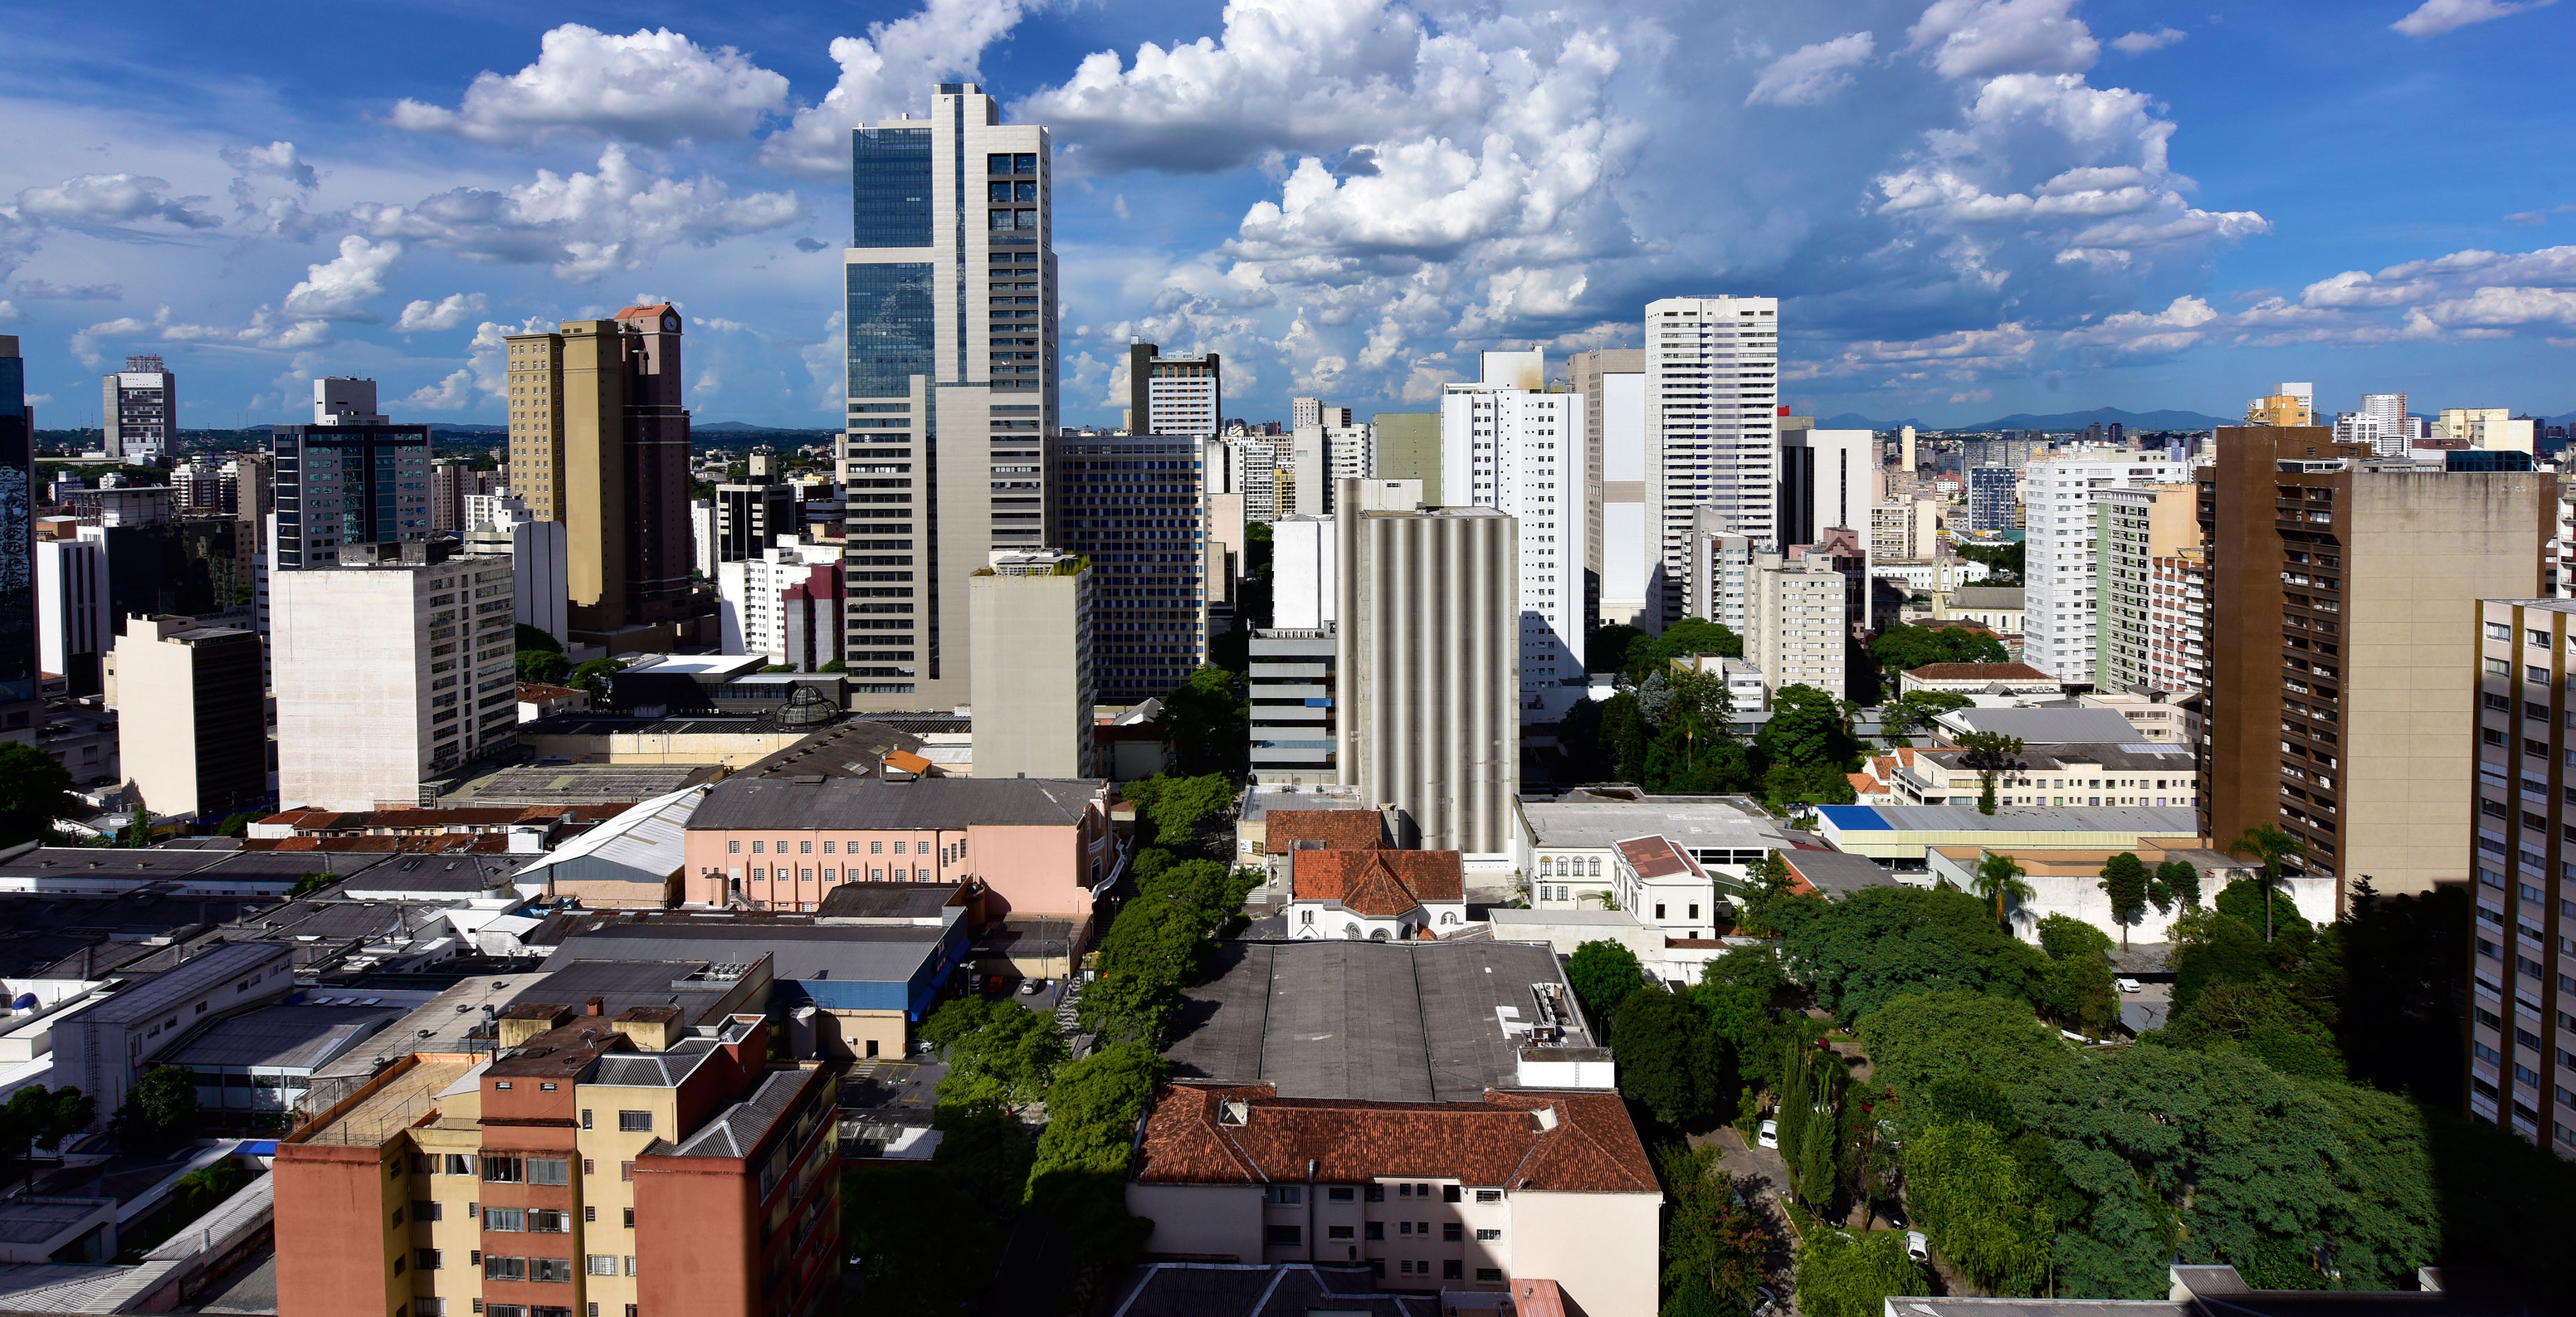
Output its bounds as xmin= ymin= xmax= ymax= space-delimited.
xmin=1369 ymin=412 xmax=1442 ymax=505
xmin=1745 ymin=552 xmax=1848 ymax=700
xmin=968 ymin=549 xmax=1094 ymax=779
xmin=109 ymin=616 xmax=265 ymax=820
xmin=273 ymin=543 xmax=518 ymax=811
xmin=2093 ymin=483 xmax=2200 ymax=694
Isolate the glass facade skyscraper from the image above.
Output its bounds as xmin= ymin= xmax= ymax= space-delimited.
xmin=842 ymin=85 xmax=1056 ymax=710
xmin=1046 ymin=435 xmax=1207 ymax=704
xmin=0 ymin=337 xmax=34 ymax=723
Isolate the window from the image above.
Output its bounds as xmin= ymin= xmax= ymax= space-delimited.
xmin=485 ymin=1256 xmax=527 ymax=1281
xmin=587 ymin=1256 xmax=620 ymax=1276
xmin=1442 ymin=1184 xmax=1461 ymax=1203
xmin=1327 ymin=1225 xmax=1356 ymax=1240
xmin=443 ymin=1154 xmax=476 ymax=1175
xmin=1365 ymin=1222 xmax=1385 ymax=1240
xmin=1478 ymin=1268 xmax=1504 ymax=1281
xmin=1444 ymin=1260 xmax=1465 ymax=1280
xmin=1476 ymin=1188 xmax=1501 ymax=1203
xmin=1442 ymin=1222 xmax=1463 ymax=1241
xmin=728 ymin=841 xmax=739 ymax=854
xmin=801 ymin=841 xmax=812 ymax=854
xmin=1269 ymin=1185 xmax=1302 ymax=1205
xmin=1655 ymin=904 xmax=1666 ymax=919
xmin=415 ymin=1200 xmax=442 ymax=1222
xmin=417 ymin=1248 xmax=443 ymax=1271
xmin=531 ymin=1257 xmax=574 ymax=1283
xmin=1476 ymin=1228 xmax=1503 ymax=1241
xmin=618 ymin=1111 xmax=653 ymax=1133
xmin=1326 ymin=1186 xmax=1354 ymax=1202
xmin=1265 ymin=1225 xmax=1302 ymax=1245
xmin=483 ymin=1157 xmax=524 ymax=1183
xmin=871 ymin=841 xmax=884 ymax=854
xmin=752 ymin=841 xmax=764 ymax=853
xmin=529 ymin=1158 xmax=570 ymax=1185
xmin=2491 ymin=622 xmax=2514 ymax=641
xmin=529 ymin=1210 xmax=570 ymax=1233
xmin=485 ymin=1207 xmax=525 ymax=1232
xmin=623 ymin=1208 xmax=634 ymax=1228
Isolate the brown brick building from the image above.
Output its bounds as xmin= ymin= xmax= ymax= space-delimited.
xmin=273 ymin=1006 xmax=838 ymax=1317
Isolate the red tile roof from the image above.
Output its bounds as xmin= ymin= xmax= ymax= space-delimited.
xmin=1905 ymin=661 xmax=2053 ymax=681
xmin=1291 ymin=850 xmax=1464 ymax=916
xmin=518 ymin=682 xmax=586 ymax=702
xmin=1133 ymin=1084 xmax=1656 ymax=1194
xmin=613 ymin=303 xmax=676 ymax=322
xmin=1614 ymin=835 xmax=1700 ymax=880
xmin=1264 ymin=808 xmax=1386 ymax=851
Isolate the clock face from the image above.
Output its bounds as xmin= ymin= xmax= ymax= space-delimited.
xmin=662 ymin=314 xmax=677 ymax=331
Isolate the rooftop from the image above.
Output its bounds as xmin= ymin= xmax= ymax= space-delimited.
xmin=814 ymin=880 xmax=966 ymax=920
xmin=1778 ymin=849 xmax=1895 ymax=898
xmin=1905 ymin=661 xmax=2056 ymax=682
xmin=440 ymin=763 xmax=720 ymax=807
xmin=690 ymin=773 xmax=1100 ymax=832
xmin=1520 ymin=793 xmax=1791 ymax=852
xmin=1161 ymin=939 xmax=1592 ymax=1103
xmin=1934 ymin=706 xmax=2147 ymax=744
xmin=166 ymin=1002 xmax=402 ymax=1071
xmin=733 ymin=719 xmax=931 ymax=779
xmin=667 ymin=1063 xmax=827 ymax=1158
xmin=1948 ymin=586 xmax=2026 ymax=608
xmin=1236 ymin=783 xmax=1365 ymax=823
xmin=1615 ymin=836 xmax=1701 ymax=881
xmin=1134 ymin=1084 xmax=1656 ymax=1194
xmin=540 ymin=910 xmax=960 ymax=985
xmin=1261 ymin=808 xmax=1386 ymax=851
xmin=1817 ymin=803 xmax=2202 ymax=835
xmin=1290 ymin=850 xmax=1463 ymax=916
xmin=1110 ymin=1263 xmax=1438 ymax=1317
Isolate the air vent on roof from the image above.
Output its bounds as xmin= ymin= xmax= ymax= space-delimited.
xmin=1219 ymin=1100 xmax=1249 ymax=1127
xmin=1532 ymin=1107 xmax=1559 ymax=1132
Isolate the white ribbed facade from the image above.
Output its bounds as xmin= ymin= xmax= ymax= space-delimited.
xmin=2021 ymin=456 xmax=2192 ymax=680
xmin=1647 ymin=296 xmax=1778 ymax=628
xmin=1442 ymin=351 xmax=1588 ymax=714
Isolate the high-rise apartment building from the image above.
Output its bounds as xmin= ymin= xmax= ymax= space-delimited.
xmin=1744 ymin=550 xmax=1849 ymax=700
xmin=717 ymin=541 xmax=846 ymax=670
xmin=1442 ymin=349 xmax=1588 ymax=712
xmin=839 ymin=84 xmax=1056 ymax=707
xmin=2246 ymin=382 xmax=2315 ymax=427
xmin=1335 ymin=485 xmax=1516 ymax=856
xmin=1287 ymin=417 xmax=1372 ymax=515
xmin=1569 ymin=348 xmax=1649 ymax=630
xmin=2093 ymin=483 xmax=2200 ymax=694
xmin=2466 ymin=597 xmax=2576 ymax=1157
xmin=1683 ymin=515 xmax=1752 ymax=635
xmin=1959 ymin=433 xmax=2042 ymax=472
xmin=1251 ymin=513 xmax=1339 ymax=784
xmin=1046 ymin=432 xmax=1204 ymax=705
xmin=108 ymin=615 xmax=263 ymax=820
xmin=273 ymin=1016 xmax=842 ymax=1317
xmin=0 ymin=338 xmax=32 ymax=741
xmin=428 ymin=459 xmax=497 ymax=534
xmin=713 ymin=469 xmax=798 ymax=567
xmin=272 ymin=541 xmax=517 ymax=810
xmin=1647 ymin=295 xmax=1778 ymax=627
xmin=271 ymin=378 xmax=432 ymax=570
xmin=1778 ymin=427 xmax=1871 ymax=548
xmin=461 ymin=495 xmax=569 ymax=646
xmin=37 ymin=535 xmax=106 ymax=695
xmin=101 ymin=354 xmax=174 ymax=466
xmin=2021 ymin=456 xmax=2191 ymax=680
xmin=2332 ymin=411 xmax=2387 ymax=453
xmin=1370 ymin=412 xmax=1442 ymax=505
xmin=1966 ymin=466 xmax=2018 ymax=531
xmin=1127 ymin=343 xmax=1220 ymax=437
xmin=2362 ymin=393 xmax=2409 ymax=456
xmin=968 ymin=549 xmax=1094 ymax=778
xmin=2201 ymin=427 xmax=2553 ymax=899
xmin=505 ymin=305 xmax=703 ymax=649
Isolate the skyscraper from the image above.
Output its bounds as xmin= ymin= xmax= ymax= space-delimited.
xmin=841 ymin=83 xmax=1056 ymax=708
xmin=1441 ymin=349 xmax=1588 ymax=713
xmin=2020 ymin=454 xmax=2191 ymax=680
xmin=101 ymin=354 xmax=175 ymax=466
xmin=505 ymin=305 xmax=705 ymax=649
xmin=0 ymin=338 xmax=32 ymax=740
xmin=269 ymin=377 xmax=432 ymax=571
xmin=968 ymin=549 xmax=1095 ymax=779
xmin=1647 ymin=296 xmax=1778 ymax=628
xmin=1569 ymin=348 xmax=1647 ymax=629
xmin=1127 ymin=343 xmax=1220 ymax=437
xmin=2362 ymin=393 xmax=2409 ymax=456
xmin=1776 ymin=428 xmax=1871 ymax=548
xmin=1046 ymin=432 xmax=1205 ymax=705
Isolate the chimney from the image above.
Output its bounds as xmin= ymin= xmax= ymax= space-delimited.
xmin=586 ymin=997 xmax=605 ymax=1017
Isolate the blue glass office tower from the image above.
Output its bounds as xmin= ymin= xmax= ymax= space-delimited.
xmin=842 ymin=84 xmax=1056 ymax=710
xmin=1046 ymin=434 xmax=1206 ymax=705
xmin=0 ymin=337 xmax=34 ymax=730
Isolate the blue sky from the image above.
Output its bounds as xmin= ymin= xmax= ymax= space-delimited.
xmin=2 ymin=0 xmax=2573 ymax=432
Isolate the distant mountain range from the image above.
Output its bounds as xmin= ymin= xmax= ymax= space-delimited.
xmin=1812 ymin=406 xmax=2233 ymax=432
xmin=697 ymin=421 xmax=837 ymax=435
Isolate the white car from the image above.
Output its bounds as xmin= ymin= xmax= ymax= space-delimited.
xmin=1905 ymin=1231 xmax=1930 ymax=1263
xmin=2115 ymin=977 xmax=2143 ymax=993
xmin=1757 ymin=1119 xmax=1778 ymax=1149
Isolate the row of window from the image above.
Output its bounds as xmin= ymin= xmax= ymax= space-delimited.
xmin=725 ymin=837 xmax=953 ymax=857
xmin=1266 ymin=1182 xmax=1500 ymax=1204
xmin=1266 ymin=1222 xmax=1501 ymax=1243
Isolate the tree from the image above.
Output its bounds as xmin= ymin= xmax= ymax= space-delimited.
xmin=1589 ymin=622 xmax=1647 ymax=675
xmin=1880 ymin=690 xmax=1973 ymax=740
xmin=0 ymin=742 xmax=74 ymax=848
xmin=1905 ymin=1119 xmax=2055 ymax=1295
xmin=1758 ymin=685 xmax=1856 ymax=773
xmin=213 ymin=811 xmax=258 ymax=838
xmin=2225 ymin=824 xmax=2305 ymax=943
xmin=1953 ymin=731 xmax=2024 ymax=816
xmin=1855 ymin=989 xmax=2071 ymax=1101
xmin=2042 ymin=948 xmax=2118 ymax=1038
xmin=1612 ymin=988 xmax=1709 ymax=1128
xmin=2096 ymin=852 xmax=2149 ymax=949
xmin=2153 ymin=858 xmax=2203 ymax=911
xmin=1793 ymin=1227 xmax=1927 ymax=1317
xmin=567 ymin=656 xmax=624 ymax=704
xmin=116 ymin=805 xmax=151 ymax=848
xmin=515 ymin=649 xmax=572 ymax=685
xmin=2215 ymin=877 xmax=2311 ymax=937
xmin=1598 ymin=691 xmax=1649 ymax=784
xmin=1119 ymin=773 xmax=1237 ymax=853
xmin=1159 ymin=665 xmax=1250 ymax=778
xmin=1026 ymin=1042 xmax=1165 ymax=1259
xmin=1968 ymin=851 xmax=2032 ymax=929
xmin=1567 ymin=940 xmax=1646 ymax=1030
xmin=0 ymin=1085 xmax=95 ymax=1194
xmin=1871 ymin=623 xmax=2008 ymax=680
xmin=1657 ymin=1149 xmax=1770 ymax=1315
xmin=1731 ymin=852 xmax=1797 ymax=938
xmin=1781 ymin=885 xmax=2050 ymax=1023
xmin=2035 ymin=913 xmax=2113 ymax=963
xmin=922 ymin=998 xmax=1066 ymax=1110
xmin=513 ymin=622 xmax=564 ymax=653
xmin=108 ymin=1066 xmax=198 ymax=1154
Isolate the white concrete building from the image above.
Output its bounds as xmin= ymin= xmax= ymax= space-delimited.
xmin=37 ymin=537 xmax=106 ymax=695
xmin=1647 ymin=295 xmax=1778 ymax=628
xmin=462 ymin=495 xmax=568 ymax=646
xmin=1271 ymin=515 xmax=1334 ymax=632
xmin=1288 ymin=420 xmax=1373 ymax=516
xmin=2360 ymin=393 xmax=2409 ymax=457
xmin=1684 ymin=514 xmax=1752 ymax=633
xmin=1575 ymin=350 xmax=1651 ymax=631
xmin=101 ymin=355 xmax=175 ymax=465
xmin=1442 ymin=350 xmax=1588 ymax=715
xmin=2021 ymin=456 xmax=2191 ymax=680
xmin=272 ymin=543 xmax=518 ymax=811
xmin=1778 ymin=427 xmax=1872 ymax=548
xmin=968 ymin=549 xmax=1093 ymax=779
xmin=1745 ymin=551 xmax=1850 ymax=700
xmin=716 ymin=539 xmax=844 ymax=662
xmin=109 ymin=616 xmax=265 ymax=821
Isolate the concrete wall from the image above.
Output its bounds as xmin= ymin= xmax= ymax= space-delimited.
xmin=969 ymin=564 xmax=1092 ymax=779
xmin=1129 ymin=1182 xmax=1263 ymax=1259
xmin=682 ymin=809 xmax=1110 ymax=916
xmin=1507 ymin=1190 xmax=1661 ymax=1317
xmin=271 ymin=1141 xmax=404 ymax=1317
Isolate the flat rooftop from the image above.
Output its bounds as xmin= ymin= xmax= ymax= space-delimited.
xmin=540 ymin=912 xmax=959 ymax=986
xmin=166 ymin=1002 xmax=401 ymax=1071
xmin=1160 ymin=939 xmax=1593 ymax=1104
xmin=1521 ymin=793 xmax=1791 ymax=853
xmin=441 ymin=763 xmax=720 ymax=807
xmin=294 ymin=1054 xmax=477 ymax=1148
xmin=1817 ymin=804 xmax=2203 ymax=833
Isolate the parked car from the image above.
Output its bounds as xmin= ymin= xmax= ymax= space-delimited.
xmin=1019 ymin=977 xmax=1045 ymax=995
xmin=1757 ymin=1119 xmax=1778 ymax=1149
xmin=1752 ymin=1285 xmax=1779 ymax=1317
xmin=1905 ymin=1231 xmax=1930 ymax=1263
xmin=2115 ymin=977 xmax=2143 ymax=993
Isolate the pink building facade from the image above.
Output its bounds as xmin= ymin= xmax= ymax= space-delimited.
xmin=681 ymin=775 xmax=1117 ymax=916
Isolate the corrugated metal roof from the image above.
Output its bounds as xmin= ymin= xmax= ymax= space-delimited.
xmin=514 ymin=786 xmax=703 ymax=882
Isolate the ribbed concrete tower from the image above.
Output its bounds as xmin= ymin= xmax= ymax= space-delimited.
xmin=1334 ymin=480 xmax=1518 ymax=856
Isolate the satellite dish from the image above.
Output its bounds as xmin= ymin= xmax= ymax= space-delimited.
xmin=10 ymin=993 xmax=37 ymax=1012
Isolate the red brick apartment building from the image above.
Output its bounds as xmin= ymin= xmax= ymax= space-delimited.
xmin=272 ymin=1005 xmax=838 ymax=1317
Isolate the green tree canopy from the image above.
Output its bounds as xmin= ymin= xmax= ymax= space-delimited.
xmin=1794 ymin=1227 xmax=1928 ymax=1317
xmin=1 ymin=1085 xmax=96 ymax=1193
xmin=1783 ymin=885 xmax=2048 ymax=1022
xmin=108 ymin=1065 xmax=198 ymax=1154
xmin=0 ymin=742 xmax=74 ymax=849
xmin=1567 ymin=940 xmax=1647 ymax=1029
xmin=2152 ymin=858 xmax=2203 ymax=912
xmin=1880 ymin=690 xmax=1974 ymax=739
xmin=1159 ymin=665 xmax=1250 ymax=777
xmin=2216 ymin=876 xmax=2311 ymax=935
xmin=1758 ymin=684 xmax=1856 ymax=772
xmin=513 ymin=623 xmax=564 ymax=653
xmin=1905 ymin=1119 xmax=2056 ymax=1295
xmin=567 ymin=656 xmax=624 ymax=703
xmin=1025 ymin=1041 xmax=1167 ymax=1258
xmin=1588 ymin=622 xmax=1647 ymax=674
xmin=2036 ymin=913 xmax=2114 ymax=963
xmin=515 ymin=649 xmax=572 ymax=686
xmin=1871 ymin=623 xmax=2008 ymax=678
xmin=922 ymin=997 xmax=1067 ymax=1110
xmin=2098 ymin=852 xmax=2150 ymax=948
xmin=1856 ymin=988 xmax=2071 ymax=1101
xmin=1611 ymin=987 xmax=1711 ymax=1128
xmin=1119 ymin=773 xmax=1238 ymax=853
xmin=1954 ymin=731 xmax=2026 ymax=816
xmin=1657 ymin=1148 xmax=1771 ymax=1315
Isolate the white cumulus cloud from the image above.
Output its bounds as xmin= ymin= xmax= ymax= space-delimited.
xmin=12 ymin=280 xmax=120 ymax=300
xmin=396 ymin=293 xmax=490 ymax=333
xmin=283 ymin=236 xmax=402 ymax=320
xmin=2110 ymin=27 xmax=2185 ymax=54
xmin=759 ymin=0 xmax=1034 ymax=174
xmin=1906 ymin=0 xmax=2100 ymax=80
xmin=2392 ymin=0 xmax=2555 ymax=38
xmin=392 ymin=25 xmax=792 ymax=145
xmin=13 ymin=173 xmax=221 ymax=229
xmin=1746 ymin=32 xmax=1876 ymax=107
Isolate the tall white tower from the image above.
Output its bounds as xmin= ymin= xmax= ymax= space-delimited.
xmin=1442 ymin=350 xmax=1588 ymax=716
xmin=1646 ymin=295 xmax=1778 ymax=629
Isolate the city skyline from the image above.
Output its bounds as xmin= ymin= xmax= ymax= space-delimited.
xmin=1 ymin=1 xmax=2574 ymax=432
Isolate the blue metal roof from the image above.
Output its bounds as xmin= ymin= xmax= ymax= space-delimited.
xmin=1816 ymin=805 xmax=1891 ymax=831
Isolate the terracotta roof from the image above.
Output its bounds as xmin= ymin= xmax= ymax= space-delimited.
xmin=243 ymin=833 xmax=515 ymax=854
xmin=1133 ymin=1084 xmax=1657 ymax=1195
xmin=1905 ymin=661 xmax=2053 ymax=681
xmin=1613 ymin=835 xmax=1700 ymax=880
xmin=518 ymin=682 xmax=586 ymax=701
xmin=1291 ymin=850 xmax=1463 ymax=916
xmin=613 ymin=302 xmax=676 ymax=322
xmin=1846 ymin=773 xmax=1879 ymax=794
xmin=1264 ymin=808 xmax=1385 ymax=851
